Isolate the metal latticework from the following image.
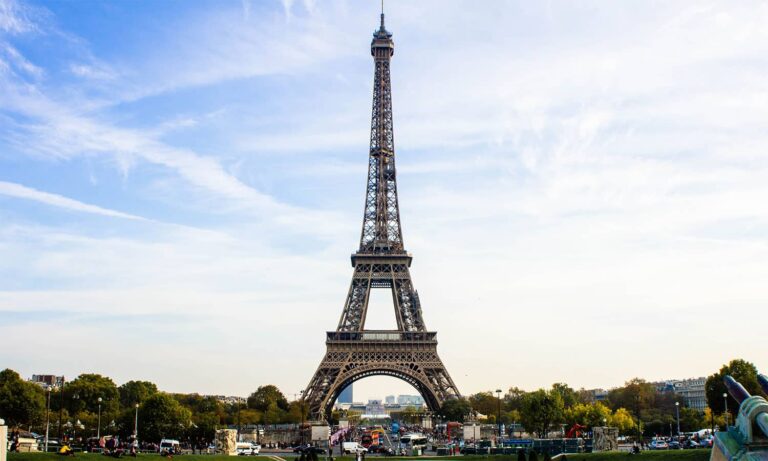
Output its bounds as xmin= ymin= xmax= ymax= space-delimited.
xmin=302 ymin=14 xmax=461 ymax=422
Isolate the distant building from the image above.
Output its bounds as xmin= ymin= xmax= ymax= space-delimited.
xmin=30 ymin=375 xmax=64 ymax=389
xmin=338 ymin=384 xmax=353 ymax=404
xmin=385 ymin=395 xmax=396 ymax=404
xmin=362 ymin=400 xmax=389 ymax=420
xmin=652 ymin=377 xmax=708 ymax=411
xmin=673 ymin=377 xmax=707 ymax=411
xmin=211 ymin=395 xmax=246 ymax=405
xmin=585 ymin=389 xmax=608 ymax=402
xmin=397 ymin=395 xmax=424 ymax=406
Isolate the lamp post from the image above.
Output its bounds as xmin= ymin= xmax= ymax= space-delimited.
xmin=58 ymin=377 xmax=65 ymax=441
xmin=675 ymin=402 xmax=680 ymax=436
xmin=495 ymin=389 xmax=503 ymax=440
xmin=45 ymin=386 xmax=52 ymax=452
xmin=723 ymin=392 xmax=729 ymax=427
xmin=97 ymin=397 xmax=103 ymax=439
xmin=72 ymin=394 xmax=79 ymax=441
xmin=134 ymin=403 xmax=139 ymax=439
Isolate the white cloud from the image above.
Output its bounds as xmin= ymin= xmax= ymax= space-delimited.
xmin=0 ymin=180 xmax=147 ymax=220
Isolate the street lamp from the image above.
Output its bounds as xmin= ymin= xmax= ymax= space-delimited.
xmin=97 ymin=397 xmax=103 ymax=439
xmin=495 ymin=389 xmax=503 ymax=440
xmin=134 ymin=403 xmax=140 ymax=439
xmin=602 ymin=417 xmax=607 ymax=427
xmin=675 ymin=402 xmax=680 ymax=436
xmin=72 ymin=394 xmax=79 ymax=441
xmin=45 ymin=386 xmax=53 ymax=452
xmin=723 ymin=392 xmax=729 ymax=427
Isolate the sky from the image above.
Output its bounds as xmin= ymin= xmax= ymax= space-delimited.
xmin=0 ymin=0 xmax=767 ymax=404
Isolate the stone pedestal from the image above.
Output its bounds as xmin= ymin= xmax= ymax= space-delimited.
xmin=0 ymin=424 xmax=7 ymax=461
xmin=215 ymin=429 xmax=237 ymax=456
xmin=593 ymin=427 xmax=618 ymax=452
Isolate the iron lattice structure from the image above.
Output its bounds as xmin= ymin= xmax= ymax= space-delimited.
xmin=302 ymin=14 xmax=461 ymax=421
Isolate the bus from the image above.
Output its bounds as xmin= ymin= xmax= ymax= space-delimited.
xmin=400 ymin=433 xmax=428 ymax=449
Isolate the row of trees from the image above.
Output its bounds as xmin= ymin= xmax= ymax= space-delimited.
xmin=0 ymin=370 xmax=306 ymax=443
xmin=1 ymin=358 xmax=763 ymax=441
xmin=440 ymin=359 xmax=765 ymax=437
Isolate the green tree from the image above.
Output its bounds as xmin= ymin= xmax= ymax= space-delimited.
xmin=400 ymin=405 xmax=420 ymax=424
xmin=247 ymin=385 xmax=289 ymax=412
xmin=505 ymin=387 xmax=527 ymax=411
xmin=119 ymin=380 xmax=158 ymax=408
xmin=65 ymin=374 xmax=119 ymax=416
xmin=0 ymin=369 xmax=45 ymax=427
xmin=468 ymin=392 xmax=500 ymax=418
xmin=440 ymin=398 xmax=472 ymax=422
xmin=607 ymin=379 xmax=655 ymax=413
xmin=706 ymin=359 xmax=765 ymax=419
xmin=138 ymin=393 xmax=192 ymax=442
xmin=520 ymin=389 xmax=564 ymax=438
xmin=551 ymin=383 xmax=579 ymax=409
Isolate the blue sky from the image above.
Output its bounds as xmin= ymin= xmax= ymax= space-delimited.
xmin=1 ymin=0 xmax=767 ymax=401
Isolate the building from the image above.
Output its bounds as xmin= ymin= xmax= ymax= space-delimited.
xmin=338 ymin=384 xmax=353 ymax=404
xmin=673 ymin=377 xmax=707 ymax=411
xmin=30 ymin=375 xmax=64 ymax=389
xmin=587 ymin=389 xmax=609 ymax=402
xmin=652 ymin=377 xmax=708 ymax=411
xmin=397 ymin=395 xmax=425 ymax=406
xmin=385 ymin=395 xmax=396 ymax=404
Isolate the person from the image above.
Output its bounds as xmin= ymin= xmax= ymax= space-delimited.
xmin=10 ymin=429 xmax=19 ymax=452
xmin=58 ymin=443 xmax=75 ymax=457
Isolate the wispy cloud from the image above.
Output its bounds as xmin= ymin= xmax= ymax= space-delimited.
xmin=0 ymin=180 xmax=147 ymax=220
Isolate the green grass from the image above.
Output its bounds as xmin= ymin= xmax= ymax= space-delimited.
xmin=556 ymin=449 xmax=711 ymax=461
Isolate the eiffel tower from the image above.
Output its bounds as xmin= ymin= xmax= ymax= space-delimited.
xmin=302 ymin=11 xmax=461 ymax=422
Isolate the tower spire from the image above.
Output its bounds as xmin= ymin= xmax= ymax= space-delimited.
xmin=363 ymin=7 xmax=398 ymax=254
xmin=380 ymin=0 xmax=385 ymax=30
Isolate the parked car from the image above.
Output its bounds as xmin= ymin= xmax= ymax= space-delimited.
xmin=649 ymin=439 xmax=669 ymax=450
xmin=683 ymin=439 xmax=700 ymax=449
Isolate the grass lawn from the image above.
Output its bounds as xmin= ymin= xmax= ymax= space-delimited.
xmin=9 ymin=451 xmax=712 ymax=461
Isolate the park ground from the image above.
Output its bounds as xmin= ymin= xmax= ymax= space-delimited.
xmin=8 ymin=450 xmax=713 ymax=461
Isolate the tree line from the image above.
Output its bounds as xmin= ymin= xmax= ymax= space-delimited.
xmin=0 ymin=371 xmax=306 ymax=443
xmin=440 ymin=358 xmax=765 ymax=437
xmin=0 ymin=358 xmax=763 ymax=441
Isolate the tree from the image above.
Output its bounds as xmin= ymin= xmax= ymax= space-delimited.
xmin=65 ymin=374 xmax=119 ymax=416
xmin=609 ymin=408 xmax=636 ymax=434
xmin=706 ymin=359 xmax=765 ymax=419
xmin=247 ymin=385 xmax=289 ymax=412
xmin=119 ymin=380 xmax=158 ymax=408
xmin=441 ymin=398 xmax=472 ymax=422
xmin=0 ymin=369 xmax=45 ymax=427
xmin=564 ymin=402 xmax=611 ymax=428
xmin=607 ymin=379 xmax=655 ymax=413
xmin=399 ymin=405 xmax=420 ymax=424
xmin=138 ymin=393 xmax=192 ymax=442
xmin=551 ymin=383 xmax=579 ymax=409
xmin=520 ymin=389 xmax=564 ymax=438
xmin=468 ymin=392 xmax=500 ymax=418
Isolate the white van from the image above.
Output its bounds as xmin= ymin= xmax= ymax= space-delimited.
xmin=342 ymin=442 xmax=367 ymax=454
xmin=159 ymin=439 xmax=180 ymax=455
xmin=236 ymin=442 xmax=260 ymax=456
